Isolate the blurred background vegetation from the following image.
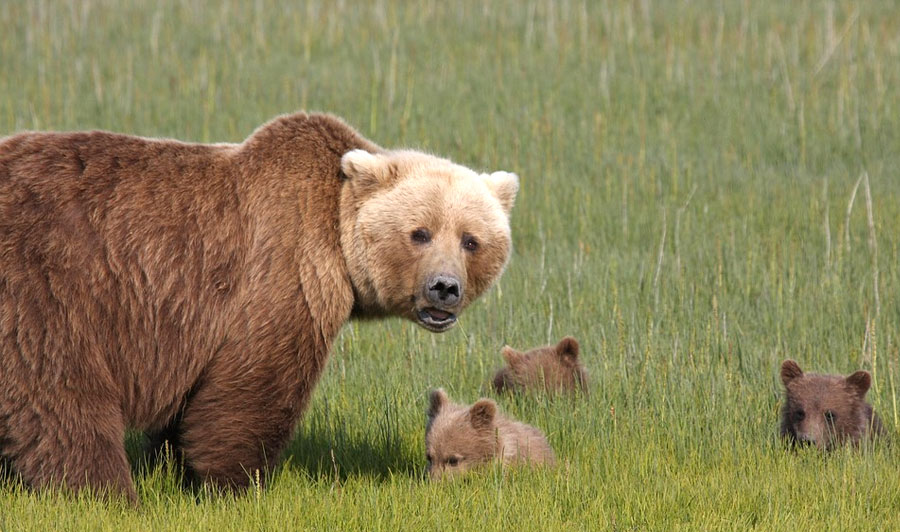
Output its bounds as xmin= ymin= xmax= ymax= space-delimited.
xmin=1 ymin=1 xmax=899 ymax=530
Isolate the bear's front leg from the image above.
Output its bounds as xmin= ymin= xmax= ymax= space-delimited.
xmin=176 ymin=366 xmax=307 ymax=492
xmin=6 ymin=393 xmax=136 ymax=503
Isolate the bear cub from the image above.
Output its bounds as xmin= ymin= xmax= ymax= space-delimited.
xmin=492 ymin=336 xmax=588 ymax=395
xmin=425 ymin=389 xmax=554 ymax=480
xmin=779 ymin=359 xmax=885 ymax=450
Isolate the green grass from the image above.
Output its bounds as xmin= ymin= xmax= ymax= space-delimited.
xmin=2 ymin=0 xmax=900 ymax=530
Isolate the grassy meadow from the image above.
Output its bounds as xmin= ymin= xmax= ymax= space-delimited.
xmin=2 ymin=0 xmax=900 ymax=530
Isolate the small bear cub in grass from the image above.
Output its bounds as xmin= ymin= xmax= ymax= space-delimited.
xmin=492 ymin=336 xmax=588 ymax=395
xmin=780 ymin=359 xmax=885 ymax=450
xmin=425 ymin=389 xmax=554 ymax=480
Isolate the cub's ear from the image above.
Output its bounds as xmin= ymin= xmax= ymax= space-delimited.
xmin=341 ymin=149 xmax=395 ymax=197
xmin=556 ymin=336 xmax=580 ymax=365
xmin=482 ymin=171 xmax=519 ymax=216
xmin=428 ymin=388 xmax=449 ymax=418
xmin=780 ymin=360 xmax=803 ymax=387
xmin=501 ymin=346 xmax=524 ymax=366
xmin=469 ymin=399 xmax=497 ymax=429
xmin=845 ymin=370 xmax=872 ymax=398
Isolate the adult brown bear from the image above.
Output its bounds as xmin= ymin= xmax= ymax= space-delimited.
xmin=0 ymin=113 xmax=518 ymax=501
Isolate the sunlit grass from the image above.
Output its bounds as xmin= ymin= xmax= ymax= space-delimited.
xmin=2 ymin=0 xmax=900 ymax=530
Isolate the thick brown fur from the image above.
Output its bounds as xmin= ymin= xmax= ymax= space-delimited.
xmin=0 ymin=113 xmax=517 ymax=501
xmin=424 ymin=389 xmax=554 ymax=480
xmin=779 ymin=359 xmax=885 ymax=450
xmin=492 ymin=336 xmax=588 ymax=395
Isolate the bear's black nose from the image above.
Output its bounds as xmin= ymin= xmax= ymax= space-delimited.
xmin=426 ymin=275 xmax=461 ymax=307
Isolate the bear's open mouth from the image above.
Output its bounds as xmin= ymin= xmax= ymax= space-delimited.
xmin=417 ymin=308 xmax=458 ymax=332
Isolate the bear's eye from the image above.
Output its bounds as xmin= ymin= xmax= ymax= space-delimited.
xmin=794 ymin=409 xmax=805 ymax=422
xmin=411 ymin=228 xmax=431 ymax=244
xmin=462 ymin=234 xmax=478 ymax=252
xmin=824 ymin=410 xmax=836 ymax=423
xmin=446 ymin=456 xmax=461 ymax=467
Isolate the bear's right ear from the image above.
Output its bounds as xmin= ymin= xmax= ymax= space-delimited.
xmin=556 ymin=336 xmax=580 ymax=366
xmin=428 ymin=388 xmax=448 ymax=418
xmin=341 ymin=149 xmax=396 ymax=198
xmin=780 ymin=360 xmax=804 ymax=387
xmin=501 ymin=346 xmax=524 ymax=366
xmin=482 ymin=171 xmax=519 ymax=216
xmin=845 ymin=371 xmax=872 ymax=398
xmin=469 ymin=399 xmax=497 ymax=429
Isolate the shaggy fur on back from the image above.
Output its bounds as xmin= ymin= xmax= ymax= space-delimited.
xmin=0 ymin=113 xmax=375 ymax=501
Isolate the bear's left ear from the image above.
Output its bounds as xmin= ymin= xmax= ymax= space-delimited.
xmin=427 ymin=388 xmax=449 ymax=418
xmin=845 ymin=370 xmax=872 ymax=398
xmin=556 ymin=336 xmax=580 ymax=366
xmin=341 ymin=149 xmax=395 ymax=198
xmin=482 ymin=171 xmax=519 ymax=216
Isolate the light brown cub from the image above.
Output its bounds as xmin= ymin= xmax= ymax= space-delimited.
xmin=779 ymin=359 xmax=885 ymax=450
xmin=424 ymin=389 xmax=554 ymax=480
xmin=492 ymin=336 xmax=588 ymax=395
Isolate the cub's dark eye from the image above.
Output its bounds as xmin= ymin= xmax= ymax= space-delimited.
xmin=794 ymin=409 xmax=805 ymax=422
xmin=462 ymin=234 xmax=478 ymax=252
xmin=824 ymin=410 xmax=836 ymax=423
xmin=447 ymin=456 xmax=460 ymax=467
xmin=411 ymin=228 xmax=431 ymax=244
xmin=425 ymin=454 xmax=433 ymax=463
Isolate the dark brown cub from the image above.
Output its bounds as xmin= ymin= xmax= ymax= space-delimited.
xmin=779 ymin=359 xmax=884 ymax=450
xmin=492 ymin=336 xmax=588 ymax=395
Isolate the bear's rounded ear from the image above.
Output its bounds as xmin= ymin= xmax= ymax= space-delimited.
xmin=428 ymin=388 xmax=449 ymax=418
xmin=482 ymin=171 xmax=519 ymax=216
xmin=469 ymin=399 xmax=497 ymax=429
xmin=501 ymin=345 xmax=524 ymax=366
xmin=341 ymin=149 xmax=380 ymax=178
xmin=845 ymin=370 xmax=872 ymax=397
xmin=556 ymin=336 xmax=580 ymax=365
xmin=780 ymin=360 xmax=803 ymax=387
xmin=341 ymin=149 xmax=394 ymax=196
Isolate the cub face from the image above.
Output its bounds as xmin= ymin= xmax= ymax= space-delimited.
xmin=779 ymin=359 xmax=875 ymax=450
xmin=340 ymin=150 xmax=518 ymax=332
xmin=425 ymin=389 xmax=499 ymax=480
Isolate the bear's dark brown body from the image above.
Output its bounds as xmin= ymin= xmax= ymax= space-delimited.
xmin=0 ymin=114 xmax=376 ymax=500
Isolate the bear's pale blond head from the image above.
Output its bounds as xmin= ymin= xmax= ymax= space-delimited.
xmin=340 ymin=149 xmax=518 ymax=332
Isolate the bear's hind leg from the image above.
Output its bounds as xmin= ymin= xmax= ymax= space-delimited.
xmin=177 ymin=378 xmax=300 ymax=493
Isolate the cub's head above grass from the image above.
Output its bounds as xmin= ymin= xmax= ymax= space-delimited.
xmin=492 ymin=336 xmax=588 ymax=395
xmin=339 ymin=149 xmax=518 ymax=332
xmin=779 ymin=359 xmax=885 ymax=451
xmin=425 ymin=388 xmax=554 ymax=480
